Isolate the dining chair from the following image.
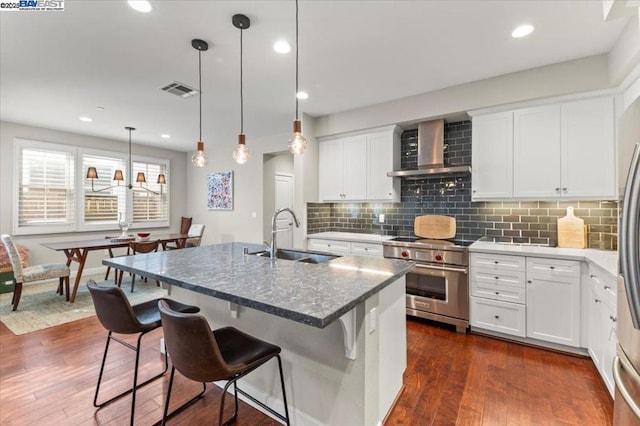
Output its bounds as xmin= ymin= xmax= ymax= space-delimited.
xmin=163 ymin=216 xmax=193 ymax=250
xmin=104 ymin=236 xmax=130 ymax=284
xmin=184 ymin=224 xmax=205 ymax=248
xmin=87 ymin=280 xmax=200 ymax=426
xmin=1 ymin=234 xmax=70 ymax=311
xmin=117 ymin=240 xmax=160 ymax=292
xmin=157 ymin=300 xmax=290 ymax=426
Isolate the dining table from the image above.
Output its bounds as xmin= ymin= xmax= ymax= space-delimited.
xmin=42 ymin=233 xmax=191 ymax=303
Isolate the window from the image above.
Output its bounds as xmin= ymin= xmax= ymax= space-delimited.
xmin=15 ymin=140 xmax=76 ymax=234
xmin=14 ymin=139 xmax=170 ymax=235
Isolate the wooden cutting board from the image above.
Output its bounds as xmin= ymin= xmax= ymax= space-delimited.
xmin=414 ymin=215 xmax=456 ymax=239
xmin=557 ymin=207 xmax=587 ymax=248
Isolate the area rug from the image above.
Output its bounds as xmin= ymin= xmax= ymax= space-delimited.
xmin=0 ymin=274 xmax=165 ymax=335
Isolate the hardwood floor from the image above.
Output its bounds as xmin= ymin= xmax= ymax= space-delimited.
xmin=0 ymin=316 xmax=613 ymax=425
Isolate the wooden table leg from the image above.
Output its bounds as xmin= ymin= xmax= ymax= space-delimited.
xmin=68 ymin=248 xmax=89 ymax=303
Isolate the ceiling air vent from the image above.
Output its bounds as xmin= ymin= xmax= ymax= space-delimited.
xmin=161 ymin=81 xmax=199 ymax=98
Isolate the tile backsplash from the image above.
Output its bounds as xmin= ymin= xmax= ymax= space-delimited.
xmin=308 ymin=121 xmax=619 ymax=250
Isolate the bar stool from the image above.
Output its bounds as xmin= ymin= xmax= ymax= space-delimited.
xmin=87 ymin=280 xmax=200 ymax=426
xmin=158 ymin=300 xmax=290 ymax=426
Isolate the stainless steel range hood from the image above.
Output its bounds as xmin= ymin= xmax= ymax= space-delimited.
xmin=387 ymin=119 xmax=471 ymax=178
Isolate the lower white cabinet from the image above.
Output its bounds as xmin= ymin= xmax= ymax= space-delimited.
xmin=307 ymin=238 xmax=383 ymax=258
xmin=526 ymin=258 xmax=581 ymax=347
xmin=470 ymin=296 xmax=526 ymax=337
xmin=587 ymin=265 xmax=617 ymax=397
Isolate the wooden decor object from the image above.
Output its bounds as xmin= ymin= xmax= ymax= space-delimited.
xmin=557 ymin=207 xmax=587 ymax=248
xmin=414 ymin=215 xmax=456 ymax=239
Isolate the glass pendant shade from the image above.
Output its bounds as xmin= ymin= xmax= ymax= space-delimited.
xmin=192 ymin=141 xmax=208 ymax=168
xmin=113 ymin=170 xmax=124 ymax=181
xmin=86 ymin=167 xmax=98 ymax=179
xmin=289 ymin=119 xmax=307 ymax=155
xmin=233 ymin=134 xmax=250 ymax=164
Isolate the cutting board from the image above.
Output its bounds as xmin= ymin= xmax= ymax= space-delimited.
xmin=414 ymin=215 xmax=456 ymax=239
xmin=557 ymin=207 xmax=587 ymax=248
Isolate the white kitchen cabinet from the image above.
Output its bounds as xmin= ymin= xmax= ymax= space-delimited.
xmin=471 ymin=111 xmax=513 ymax=200
xmin=470 ymin=296 xmax=526 ymax=337
xmin=587 ymin=264 xmax=617 ymax=397
xmin=319 ymin=126 xmax=400 ymax=202
xmin=471 ymin=95 xmax=615 ymax=200
xmin=308 ymin=238 xmax=384 ymax=258
xmin=513 ymin=104 xmax=562 ymax=198
xmin=526 ymin=258 xmax=581 ymax=347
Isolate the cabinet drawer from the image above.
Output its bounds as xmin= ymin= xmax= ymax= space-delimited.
xmin=351 ymin=242 xmax=383 ymax=257
xmin=307 ymin=239 xmax=351 ymax=255
xmin=527 ymin=257 xmax=580 ymax=278
xmin=470 ymin=253 xmax=525 ymax=272
xmin=588 ymin=263 xmax=616 ymax=307
xmin=471 ymin=280 xmax=526 ymax=304
xmin=470 ymin=296 xmax=526 ymax=337
xmin=470 ymin=269 xmax=526 ymax=288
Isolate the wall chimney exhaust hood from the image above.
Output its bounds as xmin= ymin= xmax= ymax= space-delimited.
xmin=387 ymin=119 xmax=471 ymax=179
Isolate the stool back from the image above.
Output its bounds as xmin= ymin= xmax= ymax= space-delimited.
xmin=158 ymin=300 xmax=231 ymax=382
xmin=88 ymin=280 xmax=145 ymax=334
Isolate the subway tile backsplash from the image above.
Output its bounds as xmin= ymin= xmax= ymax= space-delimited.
xmin=308 ymin=121 xmax=618 ymax=250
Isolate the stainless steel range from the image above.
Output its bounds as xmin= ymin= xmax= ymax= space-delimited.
xmin=383 ymin=237 xmax=473 ymax=333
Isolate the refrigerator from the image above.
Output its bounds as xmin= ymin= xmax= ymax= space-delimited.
xmin=615 ymin=95 xmax=640 ymax=425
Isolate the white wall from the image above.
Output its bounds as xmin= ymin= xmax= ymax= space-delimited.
xmin=314 ymin=55 xmax=611 ymax=137
xmin=0 ymin=121 xmax=188 ymax=271
xmin=185 ymin=118 xmax=318 ymax=248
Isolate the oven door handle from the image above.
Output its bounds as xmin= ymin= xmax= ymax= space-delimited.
xmin=414 ymin=263 xmax=468 ymax=274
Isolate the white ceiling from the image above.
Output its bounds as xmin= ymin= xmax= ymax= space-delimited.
xmin=0 ymin=0 xmax=630 ymax=152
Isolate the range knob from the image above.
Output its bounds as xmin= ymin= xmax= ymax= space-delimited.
xmin=401 ymin=251 xmax=409 ymax=258
xmin=435 ymin=254 xmax=443 ymax=261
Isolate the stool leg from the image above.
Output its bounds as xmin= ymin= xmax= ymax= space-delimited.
xmin=12 ymin=282 xmax=23 ymax=311
xmin=161 ymin=366 xmax=176 ymax=426
xmin=276 ymin=355 xmax=291 ymax=425
xmin=93 ymin=332 xmax=113 ymax=408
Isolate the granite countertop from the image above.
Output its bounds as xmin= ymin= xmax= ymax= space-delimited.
xmin=103 ymin=242 xmax=413 ymax=328
xmin=307 ymin=232 xmax=395 ymax=243
xmin=470 ymin=241 xmax=618 ymax=277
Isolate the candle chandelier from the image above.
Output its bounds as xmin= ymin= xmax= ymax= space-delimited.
xmin=86 ymin=126 xmax=166 ymax=195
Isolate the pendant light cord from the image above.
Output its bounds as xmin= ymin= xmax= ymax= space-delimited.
xmin=295 ymin=0 xmax=299 ymax=120
xmin=240 ymin=27 xmax=244 ymax=133
xmin=198 ymin=49 xmax=202 ymax=142
xmin=128 ymin=128 xmax=132 ymax=189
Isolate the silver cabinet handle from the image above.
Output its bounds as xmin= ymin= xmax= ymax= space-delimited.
xmin=414 ymin=263 xmax=468 ymax=274
xmin=495 ymin=291 xmax=499 ymax=295
xmin=494 ymin=315 xmax=499 ymax=319
xmin=610 ymin=315 xmax=617 ymax=322
xmin=590 ymin=274 xmax=596 ymax=279
xmin=555 ymin=187 xmax=560 ymax=191
xmin=562 ymin=187 xmax=567 ymax=191
xmin=594 ymin=299 xmax=601 ymax=303
xmin=604 ymin=285 xmax=611 ymax=290
xmin=614 ymin=355 xmax=640 ymax=419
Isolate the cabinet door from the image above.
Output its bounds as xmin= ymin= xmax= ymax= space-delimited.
xmin=343 ymin=135 xmax=367 ymax=200
xmin=471 ymin=111 xmax=513 ymax=199
xmin=561 ymin=97 xmax=615 ymax=198
xmin=319 ymin=139 xmax=345 ymax=201
xmin=526 ymin=273 xmax=581 ymax=347
xmin=601 ymin=302 xmax=617 ymax=396
xmin=367 ymin=131 xmax=399 ymax=201
xmin=588 ymin=286 xmax=604 ymax=371
xmin=307 ymin=238 xmax=351 ymax=255
xmin=513 ymin=105 xmax=562 ymax=198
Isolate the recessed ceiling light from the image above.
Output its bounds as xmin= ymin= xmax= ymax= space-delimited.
xmin=296 ymin=91 xmax=309 ymax=100
xmin=96 ymin=106 xmax=104 ymax=110
xmin=128 ymin=0 xmax=152 ymax=13
xmin=512 ymin=24 xmax=534 ymax=38
xmin=273 ymin=40 xmax=291 ymax=54
xmin=160 ymin=134 xmax=171 ymax=139
xmin=79 ymin=116 xmax=93 ymax=122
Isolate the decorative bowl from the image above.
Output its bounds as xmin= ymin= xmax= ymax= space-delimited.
xmin=137 ymin=232 xmax=150 ymax=238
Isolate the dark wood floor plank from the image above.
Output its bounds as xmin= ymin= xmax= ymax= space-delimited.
xmin=0 ymin=315 xmax=614 ymax=425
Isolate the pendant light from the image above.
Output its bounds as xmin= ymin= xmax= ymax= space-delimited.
xmin=191 ymin=38 xmax=209 ymax=168
xmin=288 ymin=0 xmax=307 ymax=155
xmin=86 ymin=126 xmax=165 ymax=195
xmin=232 ymin=14 xmax=250 ymax=164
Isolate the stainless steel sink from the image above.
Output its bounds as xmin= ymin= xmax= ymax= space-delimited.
xmin=251 ymin=248 xmax=340 ymax=264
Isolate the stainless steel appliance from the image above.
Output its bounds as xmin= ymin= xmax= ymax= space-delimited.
xmin=616 ymin=140 xmax=640 ymax=425
xmin=383 ymin=237 xmax=473 ymax=332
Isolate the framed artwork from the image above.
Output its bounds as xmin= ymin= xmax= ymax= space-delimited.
xmin=207 ymin=171 xmax=233 ymax=210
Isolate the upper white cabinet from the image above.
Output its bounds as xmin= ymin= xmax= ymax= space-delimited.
xmin=319 ymin=126 xmax=400 ymax=202
xmin=472 ymin=95 xmax=616 ymax=201
xmin=471 ymin=111 xmax=514 ymax=199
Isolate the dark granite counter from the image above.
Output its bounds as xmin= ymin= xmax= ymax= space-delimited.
xmin=103 ymin=242 xmax=413 ymax=328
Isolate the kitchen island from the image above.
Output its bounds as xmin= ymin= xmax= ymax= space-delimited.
xmin=104 ymin=242 xmax=413 ymax=425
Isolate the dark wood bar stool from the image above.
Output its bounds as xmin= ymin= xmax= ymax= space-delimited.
xmin=157 ymin=300 xmax=290 ymax=426
xmin=87 ymin=280 xmax=200 ymax=426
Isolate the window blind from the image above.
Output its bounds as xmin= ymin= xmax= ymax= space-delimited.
xmin=82 ymin=154 xmax=126 ymax=223
xmin=132 ymin=161 xmax=168 ymax=222
xmin=18 ymin=147 xmax=75 ymax=227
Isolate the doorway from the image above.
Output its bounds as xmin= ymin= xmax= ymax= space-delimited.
xmin=274 ymin=173 xmax=294 ymax=249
